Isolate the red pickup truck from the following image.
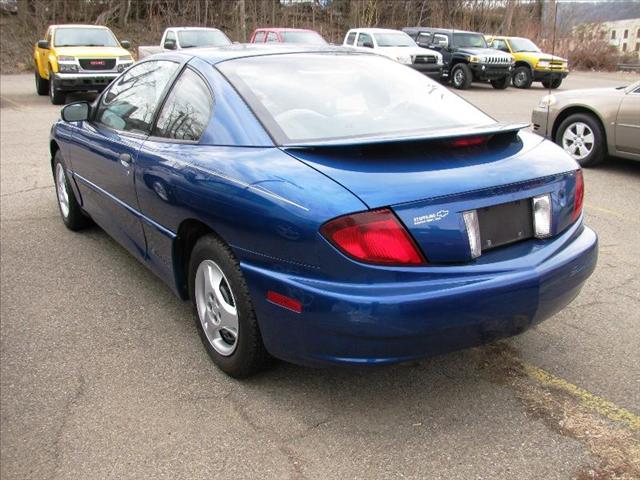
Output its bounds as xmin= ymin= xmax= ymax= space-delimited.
xmin=249 ymin=28 xmax=327 ymax=45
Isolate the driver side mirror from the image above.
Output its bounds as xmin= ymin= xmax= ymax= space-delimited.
xmin=61 ymin=102 xmax=90 ymax=122
xmin=37 ymin=39 xmax=49 ymax=49
xmin=164 ymin=39 xmax=177 ymax=50
xmin=362 ymin=41 xmax=374 ymax=48
xmin=120 ymin=40 xmax=131 ymax=49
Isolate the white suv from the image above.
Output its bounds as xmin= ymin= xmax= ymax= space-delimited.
xmin=343 ymin=28 xmax=443 ymax=80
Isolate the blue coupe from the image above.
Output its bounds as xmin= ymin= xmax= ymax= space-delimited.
xmin=50 ymin=46 xmax=597 ymax=377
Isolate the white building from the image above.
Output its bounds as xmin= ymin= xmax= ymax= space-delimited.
xmin=600 ymin=18 xmax=640 ymax=56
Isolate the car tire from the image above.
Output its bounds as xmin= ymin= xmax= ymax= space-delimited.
xmin=555 ymin=113 xmax=605 ymax=167
xmin=49 ymin=72 xmax=66 ymax=105
xmin=451 ymin=64 xmax=472 ymax=89
xmin=35 ymin=68 xmax=49 ymax=95
xmin=512 ymin=66 xmax=533 ymax=89
xmin=490 ymin=76 xmax=510 ymax=89
xmin=53 ymin=151 xmax=92 ymax=230
xmin=542 ymin=78 xmax=562 ymax=89
xmin=188 ymin=234 xmax=271 ymax=378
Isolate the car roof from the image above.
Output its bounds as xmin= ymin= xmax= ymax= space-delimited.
xmin=347 ymin=28 xmax=406 ymax=34
xmin=253 ymin=27 xmax=317 ymax=33
xmin=51 ymin=24 xmax=110 ymax=29
xmin=166 ymin=27 xmax=224 ymax=31
xmin=403 ymin=27 xmax=481 ymax=35
xmin=150 ymin=44 xmax=362 ymax=65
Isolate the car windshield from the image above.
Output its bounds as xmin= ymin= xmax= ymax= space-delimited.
xmin=452 ymin=33 xmax=487 ymax=48
xmin=178 ymin=29 xmax=231 ymax=48
xmin=281 ymin=31 xmax=327 ymax=45
xmin=508 ymin=37 xmax=541 ymax=52
xmin=374 ymin=32 xmax=416 ymax=47
xmin=219 ymin=53 xmax=495 ymax=144
xmin=54 ymin=28 xmax=119 ymax=47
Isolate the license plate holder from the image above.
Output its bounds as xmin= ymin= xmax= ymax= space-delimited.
xmin=477 ymin=199 xmax=533 ymax=251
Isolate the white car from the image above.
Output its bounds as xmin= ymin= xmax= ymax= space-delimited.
xmin=138 ymin=27 xmax=232 ymax=59
xmin=343 ymin=28 xmax=443 ymax=80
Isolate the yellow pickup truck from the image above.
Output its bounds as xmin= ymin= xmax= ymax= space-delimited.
xmin=486 ymin=36 xmax=568 ymax=89
xmin=34 ymin=24 xmax=133 ymax=104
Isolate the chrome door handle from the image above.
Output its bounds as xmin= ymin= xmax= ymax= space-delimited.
xmin=119 ymin=153 xmax=132 ymax=167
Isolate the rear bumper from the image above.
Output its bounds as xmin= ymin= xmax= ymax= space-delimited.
xmin=52 ymin=72 xmax=119 ymax=92
xmin=470 ymin=64 xmax=512 ymax=80
xmin=410 ymin=63 xmax=443 ymax=79
xmin=244 ymin=221 xmax=598 ymax=367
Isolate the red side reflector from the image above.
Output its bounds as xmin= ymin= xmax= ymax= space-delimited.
xmin=448 ymin=136 xmax=489 ymax=148
xmin=572 ymin=170 xmax=584 ymax=221
xmin=267 ymin=291 xmax=302 ymax=313
xmin=320 ymin=208 xmax=426 ymax=266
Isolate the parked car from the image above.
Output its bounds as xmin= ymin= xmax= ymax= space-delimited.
xmin=138 ymin=27 xmax=232 ymax=59
xmin=403 ymin=27 xmax=513 ymax=89
xmin=249 ymin=28 xmax=327 ymax=45
xmin=34 ymin=24 xmax=133 ymax=105
xmin=532 ymin=81 xmax=640 ymax=167
xmin=487 ymin=35 xmax=568 ymax=89
xmin=343 ymin=28 xmax=443 ymax=80
xmin=51 ymin=46 xmax=597 ymax=377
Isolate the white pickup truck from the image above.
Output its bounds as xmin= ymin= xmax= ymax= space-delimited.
xmin=138 ymin=27 xmax=232 ymax=59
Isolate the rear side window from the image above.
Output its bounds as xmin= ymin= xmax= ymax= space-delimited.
xmin=417 ymin=32 xmax=431 ymax=46
xmin=154 ymin=68 xmax=212 ymax=141
xmin=95 ymin=60 xmax=179 ymax=134
xmin=345 ymin=32 xmax=356 ymax=45
xmin=357 ymin=33 xmax=373 ymax=47
xmin=253 ymin=31 xmax=266 ymax=43
xmin=433 ymin=34 xmax=449 ymax=47
xmin=266 ymin=32 xmax=278 ymax=43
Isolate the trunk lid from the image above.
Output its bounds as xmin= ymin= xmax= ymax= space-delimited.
xmin=285 ymin=130 xmax=581 ymax=263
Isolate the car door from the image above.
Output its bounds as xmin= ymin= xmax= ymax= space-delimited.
xmin=135 ymin=63 xmax=214 ymax=284
xmin=70 ymin=59 xmax=181 ymax=260
xmin=615 ymin=85 xmax=640 ymax=155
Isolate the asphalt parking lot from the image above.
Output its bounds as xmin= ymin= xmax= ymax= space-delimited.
xmin=1 ymin=71 xmax=639 ymax=480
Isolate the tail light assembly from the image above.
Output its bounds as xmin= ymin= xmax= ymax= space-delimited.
xmin=320 ymin=209 xmax=426 ymax=266
xmin=572 ymin=170 xmax=584 ymax=221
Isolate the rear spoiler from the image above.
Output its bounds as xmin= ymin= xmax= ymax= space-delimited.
xmin=281 ymin=122 xmax=529 ymax=149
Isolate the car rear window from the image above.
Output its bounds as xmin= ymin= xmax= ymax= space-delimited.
xmin=281 ymin=31 xmax=327 ymax=45
xmin=218 ymin=53 xmax=495 ymax=145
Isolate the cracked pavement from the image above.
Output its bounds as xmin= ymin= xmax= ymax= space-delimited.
xmin=1 ymin=72 xmax=639 ymax=479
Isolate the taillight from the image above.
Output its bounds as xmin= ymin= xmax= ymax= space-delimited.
xmin=320 ymin=209 xmax=426 ymax=266
xmin=572 ymin=170 xmax=584 ymax=221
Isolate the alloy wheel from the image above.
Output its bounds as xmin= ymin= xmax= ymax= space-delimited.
xmin=55 ymin=163 xmax=70 ymax=218
xmin=195 ymin=259 xmax=238 ymax=356
xmin=561 ymin=122 xmax=594 ymax=161
xmin=453 ymin=69 xmax=464 ymax=87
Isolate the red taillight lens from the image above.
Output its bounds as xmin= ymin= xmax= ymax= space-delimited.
xmin=572 ymin=170 xmax=584 ymax=221
xmin=448 ymin=136 xmax=489 ymax=148
xmin=320 ymin=209 xmax=425 ymax=265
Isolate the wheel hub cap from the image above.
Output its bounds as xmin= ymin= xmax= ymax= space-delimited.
xmin=195 ymin=260 xmax=238 ymax=356
xmin=561 ymin=122 xmax=594 ymax=161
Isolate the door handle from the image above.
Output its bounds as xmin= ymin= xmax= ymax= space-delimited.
xmin=119 ymin=153 xmax=132 ymax=167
